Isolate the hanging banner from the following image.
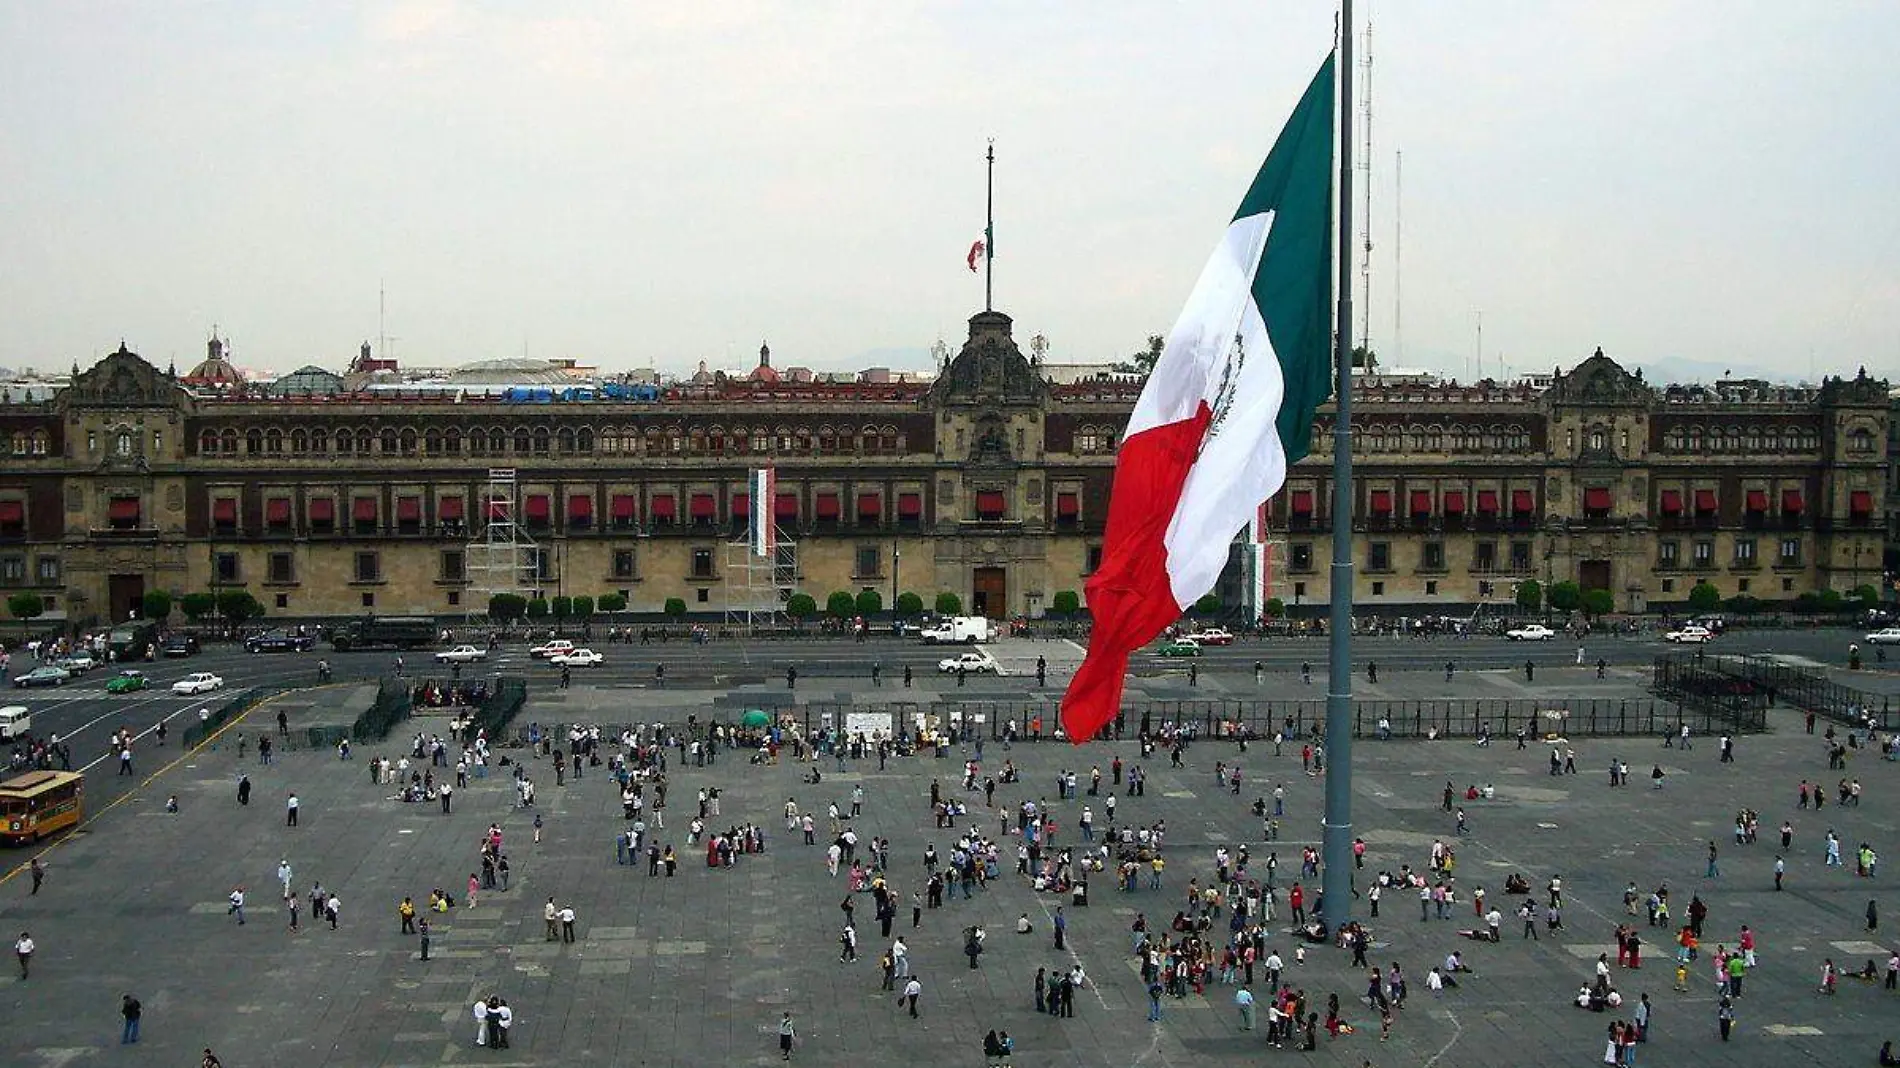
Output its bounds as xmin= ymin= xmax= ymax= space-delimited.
xmin=752 ymin=468 xmax=776 ymax=558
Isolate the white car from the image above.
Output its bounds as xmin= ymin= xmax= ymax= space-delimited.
xmin=55 ymin=653 xmax=98 ymax=674
xmin=1194 ymin=628 xmax=1236 ymax=646
xmin=1505 ymin=624 xmax=1556 ymax=641
xmin=529 ymin=639 xmax=575 ymax=660
xmin=1865 ymin=628 xmax=1900 ymax=645
xmin=550 ymin=648 xmax=603 ymax=667
xmin=938 ymin=651 xmax=998 ymax=674
xmin=434 ymin=644 xmax=488 ymax=664
xmin=172 ymin=672 xmax=225 ymax=695
xmin=1664 ymin=626 xmax=1713 ymax=644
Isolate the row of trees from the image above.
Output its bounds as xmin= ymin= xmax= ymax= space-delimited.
xmin=1513 ymin=578 xmax=1882 ymax=618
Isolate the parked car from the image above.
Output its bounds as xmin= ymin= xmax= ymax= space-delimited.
xmin=1664 ymin=626 xmax=1714 ymax=644
xmin=1505 ymin=624 xmax=1556 ymax=641
xmin=529 ymin=639 xmax=576 ymax=660
xmin=106 ymin=669 xmax=150 ymax=694
xmin=161 ymin=634 xmax=201 ymax=658
xmin=550 ymin=648 xmax=604 ymax=667
xmin=246 ymin=630 xmax=315 ymax=653
xmin=1156 ymin=638 xmax=1203 ymax=657
xmin=171 ymin=672 xmax=225 ymax=695
xmin=55 ymin=653 xmax=98 ymax=674
xmin=434 ymin=644 xmax=489 ymax=664
xmin=937 ymin=651 xmax=998 ymax=674
xmin=11 ymin=666 xmax=69 ymax=689
xmin=1193 ymin=628 xmax=1236 ymax=646
xmin=1864 ymin=628 xmax=1900 ymax=645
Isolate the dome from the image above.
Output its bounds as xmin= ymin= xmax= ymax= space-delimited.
xmin=271 ymin=364 xmax=345 ymax=396
xmin=446 ymin=358 xmax=576 ymax=386
xmin=182 ymin=335 xmax=245 ymax=387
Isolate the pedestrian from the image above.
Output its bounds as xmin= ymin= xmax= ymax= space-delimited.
xmin=326 ymin=892 xmax=340 ymax=930
xmin=286 ymin=792 xmax=300 ymax=827
xmin=1716 ymin=995 xmax=1734 ymax=1041
xmin=1705 ymin=841 xmax=1719 ymax=879
xmin=778 ymin=1011 xmax=796 ymax=1060
xmin=14 ymin=930 xmax=32 ymax=979
xmin=1868 ymin=899 xmax=1879 ymax=933
xmin=1053 ymin=906 xmax=1067 ymax=951
xmin=228 ymin=886 xmax=247 ymax=925
xmin=1235 ymin=983 xmax=1256 ymax=1030
xmin=560 ymin=903 xmax=577 ymax=943
xmin=472 ymin=998 xmax=489 ymax=1047
xmin=903 ymin=976 xmax=922 ymax=1018
xmin=418 ymin=918 xmax=431 ymax=961
xmin=121 ymin=993 xmax=142 ymax=1044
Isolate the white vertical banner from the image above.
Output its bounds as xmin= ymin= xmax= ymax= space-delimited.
xmin=752 ymin=467 xmax=776 ymax=558
xmin=1254 ymin=501 xmax=1272 ymax=618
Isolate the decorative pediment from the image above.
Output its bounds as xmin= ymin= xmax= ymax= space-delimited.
xmin=1545 ymin=348 xmax=1652 ymax=407
xmin=929 ymin=311 xmax=1047 ymax=408
xmin=63 ymin=344 xmax=190 ymax=410
xmin=1817 ymin=366 xmax=1889 ymax=407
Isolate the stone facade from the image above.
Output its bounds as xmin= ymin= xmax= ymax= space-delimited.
xmin=0 ymin=324 xmax=1889 ymax=626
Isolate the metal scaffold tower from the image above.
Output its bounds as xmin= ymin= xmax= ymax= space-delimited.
xmin=723 ymin=529 xmax=797 ymax=632
xmin=467 ymin=468 xmax=539 ymax=618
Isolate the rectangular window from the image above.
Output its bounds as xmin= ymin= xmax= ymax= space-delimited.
xmin=1737 ymin=578 xmax=1751 ymax=593
xmin=1509 ymin=541 xmax=1532 ymax=572
xmin=212 ymin=497 xmax=238 ymax=533
xmin=214 ymin=552 xmax=240 ymax=584
xmin=534 ymin=549 xmax=554 ymax=581
xmin=1734 ymin=538 xmax=1756 ymax=564
xmin=1291 ymin=543 xmax=1313 ymax=572
xmin=1474 ymin=541 xmax=1497 ymax=572
xmin=354 ymin=551 xmax=380 ymax=583
xmin=268 ymin=552 xmax=294 ymax=584
xmin=1660 ymin=541 xmax=1679 ymax=566
xmin=1693 ymin=540 xmax=1714 ymax=565
xmin=696 ymin=587 xmax=710 ymax=603
xmin=275 ymin=593 xmax=290 ymax=609
xmin=440 ymin=550 xmax=465 ymax=582
xmin=855 ymin=546 xmax=881 ymax=578
xmin=35 ymin=557 xmax=59 ymax=584
xmin=1371 ymin=580 xmax=1385 ymax=596
xmin=1086 ymin=545 xmax=1104 ymax=574
xmin=1368 ymin=542 xmax=1391 ymax=572
xmin=1660 ymin=578 xmax=1675 ymax=593
xmin=0 ymin=557 xmax=23 ymax=584
xmin=1422 ymin=542 xmax=1445 ymax=571
xmin=446 ymin=590 xmax=461 ymax=607
xmin=361 ymin=592 xmax=375 ymax=609
xmin=613 ymin=549 xmax=637 ymax=579
xmin=1294 ymin=581 xmax=1307 ymax=598
xmin=1425 ymin=580 xmax=1438 ymax=596
xmin=1779 ymin=538 xmax=1801 ymax=565
xmin=108 ymin=496 xmax=141 ymax=529
xmin=691 ymin=548 xmax=715 ymax=579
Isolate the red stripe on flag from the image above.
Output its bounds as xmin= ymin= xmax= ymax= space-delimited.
xmin=1061 ymin=403 xmax=1211 ymax=744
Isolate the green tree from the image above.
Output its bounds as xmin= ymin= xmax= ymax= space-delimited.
xmin=1816 ymin=588 xmax=1846 ymax=613
xmin=526 ymin=597 xmax=550 ymax=620
xmin=785 ymin=593 xmax=818 ymax=621
xmin=571 ymin=595 xmax=595 ymax=619
xmin=854 ymin=589 xmax=883 ymax=616
xmin=1192 ymin=593 xmax=1221 ymax=616
xmin=1850 ymin=584 xmax=1881 ymax=609
xmin=1115 ymin=333 xmax=1165 ymax=375
xmin=596 ymin=592 xmax=627 ymax=613
xmin=1687 ymin=581 xmax=1721 ymax=613
xmin=140 ymin=590 xmax=174 ymax=622
xmin=180 ymin=591 xmax=216 ymax=622
xmin=7 ymin=591 xmax=43 ymax=635
xmin=1350 ymin=344 xmax=1378 ymax=371
xmin=826 ymin=591 xmax=857 ymax=619
xmin=1724 ymin=594 xmax=1765 ymax=615
xmin=1263 ymin=596 xmax=1286 ymax=619
xmin=934 ymin=591 xmax=963 ymax=616
xmin=489 ymin=593 xmax=528 ymax=621
xmin=894 ymin=591 xmax=924 ymax=617
xmin=1051 ymin=590 xmax=1081 ymax=617
xmin=1547 ymin=580 xmax=1583 ymax=614
xmin=215 ymin=589 xmax=264 ymax=623
xmin=551 ymin=595 xmax=573 ymax=620
xmin=663 ymin=597 xmax=687 ymax=619
xmin=1514 ymin=579 xmax=1543 ymax=611
xmin=1581 ymin=587 xmax=1614 ymax=617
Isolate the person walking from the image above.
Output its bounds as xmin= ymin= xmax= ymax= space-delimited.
xmin=778 ymin=1011 xmax=796 ymax=1060
xmin=228 ymin=886 xmax=247 ymax=925
xmin=1716 ymin=996 xmax=1734 ymax=1041
xmin=120 ymin=993 xmax=142 ymax=1044
xmin=902 ymin=976 xmax=922 ymax=1018
xmin=29 ymin=857 xmax=44 ymax=895
xmin=560 ymin=904 xmax=577 ymax=943
xmin=1705 ymin=841 xmax=1720 ymax=879
xmin=286 ymin=792 xmax=300 ymax=827
xmin=13 ymin=930 xmax=32 ymax=979
xmin=1235 ymin=984 xmax=1256 ymax=1031
xmin=1053 ymin=907 xmax=1067 ymax=951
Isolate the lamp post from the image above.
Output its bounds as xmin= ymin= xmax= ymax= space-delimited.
xmin=892 ymin=546 xmax=901 ymax=624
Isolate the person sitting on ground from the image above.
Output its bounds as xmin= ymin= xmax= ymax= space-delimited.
xmin=1505 ymin=873 xmax=1531 ymax=894
xmin=1016 ymin=913 xmax=1033 ymax=934
xmin=1879 ymin=1040 xmax=1898 ymax=1067
xmin=1852 ymin=960 xmax=1881 ymax=982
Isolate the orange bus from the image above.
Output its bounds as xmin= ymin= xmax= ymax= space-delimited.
xmin=0 ymin=770 xmax=84 ymax=844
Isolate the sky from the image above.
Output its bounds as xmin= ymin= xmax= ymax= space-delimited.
xmin=2 ymin=1 xmax=1897 ymax=384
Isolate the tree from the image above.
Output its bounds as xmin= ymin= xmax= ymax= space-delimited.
xmin=1350 ymin=344 xmax=1378 ymax=371
xmin=526 ymin=597 xmax=550 ymax=620
xmin=140 ymin=590 xmax=174 ymax=622
xmin=1051 ymin=590 xmax=1081 ymax=617
xmin=826 ymin=591 xmax=857 ymax=619
xmin=1687 ymin=581 xmax=1722 ymax=613
xmin=571 ymin=595 xmax=595 ymax=619
xmin=489 ymin=593 xmax=528 ymax=622
xmin=854 ymin=589 xmax=883 ymax=616
xmin=894 ymin=591 xmax=924 ymax=617
xmin=215 ymin=589 xmax=264 ymax=623
xmin=1115 ymin=334 xmax=1165 ymax=375
xmin=1263 ymin=597 xmax=1286 ymax=619
xmin=663 ymin=597 xmax=687 ymax=619
xmin=7 ymin=592 xmax=43 ymax=634
xmin=180 ymin=591 xmax=216 ymax=623
xmin=1514 ymin=579 xmax=1542 ymax=611
xmin=785 ymin=593 xmax=818 ymax=621
xmin=1816 ymin=588 xmax=1846 ymax=613
xmin=551 ymin=595 xmax=573 ymax=620
xmin=1850 ymin=584 xmax=1881 ymax=609
xmin=1581 ymin=587 xmax=1614 ymax=617
xmin=596 ymin=592 xmax=627 ymax=613
xmin=1724 ymin=594 xmax=1766 ymax=615
xmin=1192 ymin=593 xmax=1221 ymax=616
xmin=934 ymin=591 xmax=963 ymax=616
xmin=1547 ymin=580 xmax=1583 ymax=614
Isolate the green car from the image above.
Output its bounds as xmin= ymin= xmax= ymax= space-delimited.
xmin=106 ymin=670 xmax=150 ymax=694
xmin=1156 ymin=639 xmax=1203 ymax=657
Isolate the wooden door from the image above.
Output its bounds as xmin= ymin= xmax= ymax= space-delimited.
xmin=971 ymin=567 xmax=1007 ymax=618
xmin=109 ymin=573 xmax=145 ymax=624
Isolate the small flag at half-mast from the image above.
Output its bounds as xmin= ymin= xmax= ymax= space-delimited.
xmin=966 ymin=239 xmax=987 ymax=272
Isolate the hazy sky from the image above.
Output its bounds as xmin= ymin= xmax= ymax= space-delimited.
xmin=3 ymin=2 xmax=1896 ymax=383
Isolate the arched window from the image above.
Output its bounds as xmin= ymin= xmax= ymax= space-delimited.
xmin=425 ymin=429 xmax=442 ymax=454
xmin=379 ymin=428 xmax=398 ymax=454
xmin=646 ymin=428 xmax=665 ymax=455
xmin=882 ymin=425 xmax=899 ymax=452
xmin=861 ymin=425 xmax=880 ymax=453
xmin=291 ymin=429 xmax=308 ymax=454
xmin=310 ymin=429 xmax=328 ymax=454
xmin=490 ymin=428 xmax=507 ymax=454
xmin=558 ymin=427 xmax=576 ymax=453
xmin=116 ymin=430 xmax=133 ymax=456
xmin=1850 ymin=427 xmax=1875 ymax=454
xmin=575 ymin=427 xmax=593 ymax=453
xmin=514 ymin=427 xmax=531 ymax=454
xmin=200 ymin=429 xmax=219 ymax=454
xmin=445 ymin=428 xmax=462 ymax=454
xmin=687 ymin=427 xmax=704 ymax=453
xmin=1745 ymin=426 xmax=1761 ymax=451
xmin=818 ymin=425 xmax=836 ymax=452
xmin=1761 ymin=428 xmax=1779 ymax=452
xmin=221 ymin=429 xmax=238 ymax=454
xmin=532 ymin=427 xmax=550 ymax=454
xmin=707 ymin=426 xmax=725 ymax=453
xmin=399 ymin=428 xmax=417 ymax=455
xmin=353 ymin=430 xmax=371 ymax=455
xmin=1410 ymin=427 xmax=1426 ymax=452
xmin=795 ymin=427 xmax=813 ymax=453
xmin=265 ymin=428 xmax=283 ymax=454
xmin=667 ymin=427 xmax=683 ymax=454
xmin=1687 ymin=426 xmax=1703 ymax=451
xmin=246 ymin=429 xmax=263 ymax=455
xmin=730 ymin=426 xmax=748 ymax=454
xmin=1587 ymin=427 xmax=1606 ymax=452
xmin=1426 ymin=425 xmax=1443 ymax=451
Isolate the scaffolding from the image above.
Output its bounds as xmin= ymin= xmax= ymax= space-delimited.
xmin=723 ymin=528 xmax=797 ymax=632
xmin=466 ymin=468 xmax=539 ymax=619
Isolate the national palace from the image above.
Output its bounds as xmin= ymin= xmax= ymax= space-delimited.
xmin=0 ymin=308 xmax=1891 ymax=625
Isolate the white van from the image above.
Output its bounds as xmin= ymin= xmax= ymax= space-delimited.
xmin=0 ymin=705 xmax=30 ymax=741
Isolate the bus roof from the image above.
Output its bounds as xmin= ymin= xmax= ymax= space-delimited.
xmin=0 ymin=770 xmax=83 ymax=796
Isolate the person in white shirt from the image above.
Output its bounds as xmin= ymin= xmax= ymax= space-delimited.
xmin=472 ymin=999 xmax=488 ymax=1046
xmin=14 ymin=931 xmax=34 ymax=979
xmin=901 ymin=977 xmax=922 ymax=1017
xmin=228 ymin=888 xmax=247 ymax=925
xmin=494 ymin=1000 xmax=513 ymax=1048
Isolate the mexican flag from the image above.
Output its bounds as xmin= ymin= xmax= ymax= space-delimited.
xmin=1061 ymin=54 xmax=1336 ymax=743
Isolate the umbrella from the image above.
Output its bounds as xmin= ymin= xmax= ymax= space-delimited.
xmin=741 ymin=709 xmax=771 ymax=729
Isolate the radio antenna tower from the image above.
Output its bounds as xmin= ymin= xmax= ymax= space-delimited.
xmin=1358 ymin=24 xmax=1374 ymax=370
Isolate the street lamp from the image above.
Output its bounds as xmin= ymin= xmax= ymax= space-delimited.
xmin=892 ymin=545 xmax=901 ymax=622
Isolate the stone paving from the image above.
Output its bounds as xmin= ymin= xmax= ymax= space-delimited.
xmin=0 ymin=673 xmax=1894 ymax=1067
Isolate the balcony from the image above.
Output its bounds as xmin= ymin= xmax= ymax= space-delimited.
xmin=88 ymin=526 xmax=161 ymax=542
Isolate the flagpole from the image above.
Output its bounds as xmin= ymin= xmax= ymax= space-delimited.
xmin=1320 ymin=0 xmax=1358 ymax=930
xmin=985 ymin=139 xmax=995 ymax=312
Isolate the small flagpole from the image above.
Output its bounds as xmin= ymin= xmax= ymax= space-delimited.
xmin=985 ymin=139 xmax=995 ymax=312
xmin=1321 ymin=0 xmax=1358 ymax=930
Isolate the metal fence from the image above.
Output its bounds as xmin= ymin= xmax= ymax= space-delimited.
xmin=470 ymin=676 xmax=528 ymax=739
xmin=1658 ymin=653 xmax=1898 ymax=731
xmin=349 ymin=675 xmax=415 ymax=743
xmin=180 ymin=685 xmax=295 ymax=749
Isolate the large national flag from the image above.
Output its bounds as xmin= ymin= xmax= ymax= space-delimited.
xmin=1061 ymin=54 xmax=1336 ymax=743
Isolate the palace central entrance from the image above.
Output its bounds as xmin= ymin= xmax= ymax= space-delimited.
xmin=972 ymin=567 xmax=1007 ymax=618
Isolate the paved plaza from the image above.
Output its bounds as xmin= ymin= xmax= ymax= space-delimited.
xmin=1 ymin=649 xmax=1895 ymax=1067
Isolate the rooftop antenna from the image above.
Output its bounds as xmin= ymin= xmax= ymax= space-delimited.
xmin=1358 ymin=23 xmax=1373 ymax=366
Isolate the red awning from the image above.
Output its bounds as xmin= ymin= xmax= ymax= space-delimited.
xmin=486 ymin=498 xmax=510 ymax=521
xmin=352 ymin=497 xmax=378 ymax=522
xmin=1511 ymin=490 xmax=1535 ymax=514
xmin=1851 ymin=490 xmax=1874 ymax=515
xmin=1056 ymin=492 xmax=1079 ymax=517
xmin=308 ymin=498 xmax=335 ymax=522
xmin=857 ymin=493 xmax=881 ymax=518
xmin=265 ymin=497 xmax=291 ymax=524
xmin=690 ymin=493 xmax=716 ymax=519
xmin=976 ymin=491 xmax=1006 ymax=515
xmin=0 ymin=500 xmax=21 ymax=524
xmin=650 ymin=494 xmax=676 ymax=519
xmin=730 ymin=493 xmax=749 ymax=519
xmin=1781 ymin=489 xmax=1804 ymax=514
xmin=1660 ymin=490 xmax=1683 ymax=515
xmin=816 ymin=492 xmax=841 ymax=519
xmin=438 ymin=495 xmax=464 ymax=520
xmin=396 ymin=496 xmax=422 ymax=521
xmin=1583 ymin=487 xmax=1612 ymax=511
xmin=1694 ymin=489 xmax=1718 ymax=513
xmin=1409 ymin=490 xmax=1432 ymax=515
xmin=775 ymin=492 xmax=799 ymax=519
xmin=1369 ymin=490 xmax=1392 ymax=515
xmin=1291 ymin=490 xmax=1314 ymax=515
xmin=1476 ymin=490 xmax=1500 ymax=514
xmin=212 ymin=498 xmax=238 ymax=523
xmin=899 ymin=492 xmax=922 ymax=517
xmin=1443 ymin=491 xmax=1465 ymax=515
xmin=568 ymin=493 xmax=592 ymax=519
xmin=525 ymin=494 xmax=551 ymax=520
xmin=108 ymin=498 xmax=140 ymax=521
xmin=610 ymin=494 xmax=636 ymax=520
xmin=1745 ymin=490 xmax=1768 ymax=513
